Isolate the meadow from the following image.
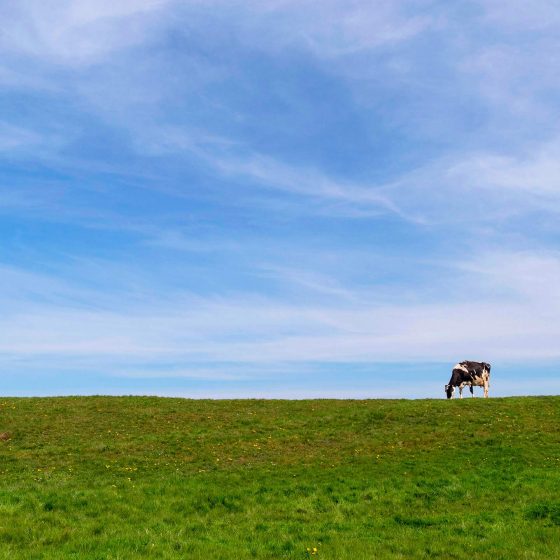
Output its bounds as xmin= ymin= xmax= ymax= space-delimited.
xmin=0 ymin=396 xmax=558 ymax=559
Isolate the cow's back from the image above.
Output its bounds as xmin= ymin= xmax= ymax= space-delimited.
xmin=460 ymin=361 xmax=491 ymax=390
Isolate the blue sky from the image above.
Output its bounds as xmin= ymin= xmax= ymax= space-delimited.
xmin=2 ymin=0 xmax=560 ymax=398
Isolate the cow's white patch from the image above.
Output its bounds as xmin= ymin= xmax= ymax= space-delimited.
xmin=454 ymin=363 xmax=469 ymax=373
xmin=457 ymin=381 xmax=473 ymax=398
xmin=474 ymin=371 xmax=490 ymax=397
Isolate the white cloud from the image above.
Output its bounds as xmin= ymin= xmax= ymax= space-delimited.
xmin=0 ymin=296 xmax=557 ymax=364
xmin=132 ymin=124 xmax=422 ymax=220
xmin=257 ymin=264 xmax=358 ymax=301
xmin=2 ymin=249 xmax=560 ymax=370
xmin=0 ymin=122 xmax=45 ymax=152
xmin=447 ymin=138 xmax=560 ymax=195
xmin=0 ymin=0 xmax=171 ymax=64
xmin=366 ymin=134 xmax=560 ymax=228
xmin=209 ymin=152 xmax=412 ymax=218
xmin=480 ymin=0 xmax=560 ymax=30
xmin=0 ymin=0 xmax=431 ymax=68
xmin=237 ymin=0 xmax=433 ymax=56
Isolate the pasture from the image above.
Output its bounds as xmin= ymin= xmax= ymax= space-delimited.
xmin=0 ymin=396 xmax=558 ymax=559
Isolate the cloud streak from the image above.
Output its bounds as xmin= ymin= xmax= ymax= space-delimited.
xmin=3 ymin=250 xmax=560 ymax=371
xmin=0 ymin=0 xmax=171 ymax=64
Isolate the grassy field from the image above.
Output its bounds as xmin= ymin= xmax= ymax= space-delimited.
xmin=0 ymin=396 xmax=558 ymax=559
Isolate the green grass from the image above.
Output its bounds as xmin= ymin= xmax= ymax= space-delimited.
xmin=0 ymin=396 xmax=559 ymax=559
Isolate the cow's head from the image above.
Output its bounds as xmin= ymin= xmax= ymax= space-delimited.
xmin=445 ymin=384 xmax=454 ymax=399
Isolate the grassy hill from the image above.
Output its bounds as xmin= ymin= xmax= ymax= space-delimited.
xmin=0 ymin=396 xmax=558 ymax=559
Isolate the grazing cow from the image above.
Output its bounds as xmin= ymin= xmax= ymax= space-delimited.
xmin=445 ymin=361 xmax=491 ymax=399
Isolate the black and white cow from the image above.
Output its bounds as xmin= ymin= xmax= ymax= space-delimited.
xmin=445 ymin=361 xmax=491 ymax=399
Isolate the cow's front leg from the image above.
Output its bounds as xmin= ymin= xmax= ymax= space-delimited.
xmin=470 ymin=385 xmax=475 ymax=398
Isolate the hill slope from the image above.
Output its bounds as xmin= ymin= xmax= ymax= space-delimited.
xmin=0 ymin=396 xmax=558 ymax=559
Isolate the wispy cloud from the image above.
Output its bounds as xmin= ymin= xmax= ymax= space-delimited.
xmin=257 ymin=264 xmax=358 ymax=301
xmin=3 ymin=249 xmax=560 ymax=371
xmin=0 ymin=0 xmax=171 ymax=64
xmin=447 ymin=138 xmax=560 ymax=196
xmin=232 ymin=0 xmax=433 ymax=56
xmin=0 ymin=122 xmax=49 ymax=152
xmin=204 ymin=151 xmax=417 ymax=219
xmin=479 ymin=0 xmax=560 ymax=30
